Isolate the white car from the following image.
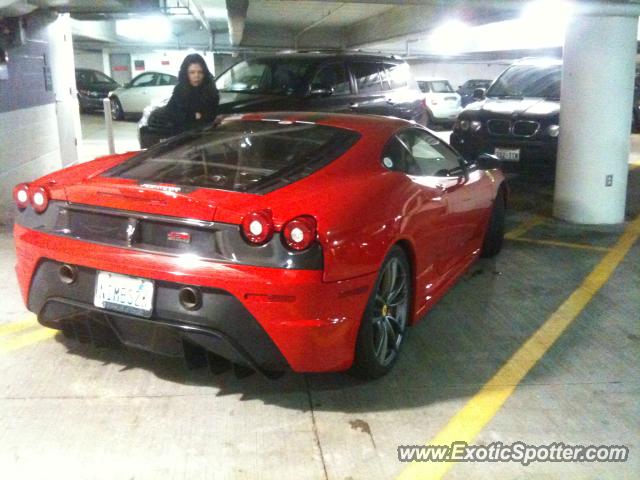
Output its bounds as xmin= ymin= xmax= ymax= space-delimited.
xmin=416 ymin=78 xmax=463 ymax=127
xmin=108 ymin=71 xmax=178 ymax=120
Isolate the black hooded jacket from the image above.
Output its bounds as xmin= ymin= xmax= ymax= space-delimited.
xmin=165 ymin=54 xmax=220 ymax=134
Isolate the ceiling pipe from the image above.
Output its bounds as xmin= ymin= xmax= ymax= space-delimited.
xmin=294 ymin=3 xmax=345 ymax=50
xmin=226 ymin=0 xmax=248 ymax=47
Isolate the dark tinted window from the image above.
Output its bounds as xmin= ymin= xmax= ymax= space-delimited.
xmin=351 ymin=62 xmax=383 ymax=93
xmin=311 ymin=63 xmax=351 ymax=94
xmin=396 ymin=129 xmax=460 ymax=176
xmin=381 ymin=136 xmax=413 ymax=173
xmin=76 ymin=70 xmax=95 ymax=84
xmin=488 ymin=64 xmax=561 ymax=99
xmin=382 ymin=63 xmax=410 ymax=89
xmin=105 ymin=121 xmax=360 ymax=193
xmin=216 ymin=59 xmax=314 ymax=96
xmin=94 ymin=71 xmax=114 ymax=83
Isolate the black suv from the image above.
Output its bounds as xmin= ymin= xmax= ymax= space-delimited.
xmin=451 ymin=59 xmax=561 ymax=172
xmin=138 ymin=52 xmax=427 ymax=148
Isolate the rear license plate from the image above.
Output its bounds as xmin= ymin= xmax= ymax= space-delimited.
xmin=494 ymin=147 xmax=520 ymax=162
xmin=94 ymin=271 xmax=154 ymax=318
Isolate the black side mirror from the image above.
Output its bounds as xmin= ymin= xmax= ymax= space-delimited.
xmin=473 ymin=88 xmax=486 ymax=101
xmin=476 ymin=153 xmax=501 ymax=170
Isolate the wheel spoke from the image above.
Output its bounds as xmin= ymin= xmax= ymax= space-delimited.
xmin=374 ymin=320 xmax=387 ymax=360
xmin=384 ymin=317 xmax=397 ymax=350
xmin=386 ymin=277 xmax=406 ymax=306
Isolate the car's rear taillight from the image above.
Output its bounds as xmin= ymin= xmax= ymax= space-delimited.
xmin=282 ymin=216 xmax=317 ymax=251
xmin=13 ymin=183 xmax=30 ymax=210
xmin=29 ymin=186 xmax=49 ymax=214
xmin=241 ymin=210 xmax=274 ymax=245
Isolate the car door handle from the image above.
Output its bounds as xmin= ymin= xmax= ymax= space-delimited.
xmin=386 ymin=99 xmax=395 ymax=105
xmin=349 ymin=102 xmax=359 ymax=109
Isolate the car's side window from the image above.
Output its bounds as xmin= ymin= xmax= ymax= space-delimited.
xmin=381 ymin=135 xmax=414 ymax=174
xmin=311 ymin=63 xmax=351 ymax=95
xmin=131 ymin=73 xmax=156 ymax=87
xmin=397 ymin=129 xmax=462 ymax=176
xmin=350 ymin=61 xmax=383 ymax=93
xmin=159 ymin=74 xmax=176 ymax=86
xmin=382 ymin=63 xmax=409 ymax=90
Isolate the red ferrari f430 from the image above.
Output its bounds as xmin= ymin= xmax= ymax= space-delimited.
xmin=13 ymin=112 xmax=506 ymax=378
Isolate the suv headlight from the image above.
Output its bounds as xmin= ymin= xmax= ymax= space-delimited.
xmin=546 ymin=124 xmax=560 ymax=137
xmin=457 ymin=119 xmax=470 ymax=131
xmin=470 ymin=120 xmax=482 ymax=132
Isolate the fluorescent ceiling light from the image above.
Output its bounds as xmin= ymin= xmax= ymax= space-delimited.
xmin=116 ymin=16 xmax=173 ymax=42
xmin=428 ymin=20 xmax=470 ymax=55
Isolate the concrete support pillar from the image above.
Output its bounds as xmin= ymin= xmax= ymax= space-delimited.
xmin=553 ymin=5 xmax=639 ymax=224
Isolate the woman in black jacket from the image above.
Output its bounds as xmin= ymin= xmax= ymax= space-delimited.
xmin=165 ymin=53 xmax=219 ymax=134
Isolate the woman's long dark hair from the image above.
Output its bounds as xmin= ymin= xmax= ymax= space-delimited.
xmin=177 ymin=53 xmax=214 ymax=87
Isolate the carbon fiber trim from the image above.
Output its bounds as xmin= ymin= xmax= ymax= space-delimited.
xmin=14 ymin=201 xmax=323 ymax=270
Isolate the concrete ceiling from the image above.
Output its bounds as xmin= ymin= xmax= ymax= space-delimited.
xmin=2 ymin=0 xmax=637 ymax=57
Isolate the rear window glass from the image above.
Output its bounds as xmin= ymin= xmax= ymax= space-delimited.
xmin=105 ymin=120 xmax=360 ymax=194
xmin=427 ymin=81 xmax=454 ymax=93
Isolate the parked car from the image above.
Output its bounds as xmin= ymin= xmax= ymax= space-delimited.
xmin=457 ymin=79 xmax=492 ymax=107
xmin=450 ymin=59 xmax=562 ymax=172
xmin=12 ymin=112 xmax=506 ymax=379
xmin=138 ymin=52 xmax=428 ymax=148
xmin=108 ymin=71 xmax=178 ymax=120
xmin=415 ymin=78 xmax=462 ymax=127
xmin=75 ymin=68 xmax=120 ymax=113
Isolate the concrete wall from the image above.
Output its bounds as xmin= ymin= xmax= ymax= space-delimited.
xmin=0 ymin=13 xmax=78 ymax=226
xmin=408 ymin=60 xmax=510 ymax=90
xmin=74 ymin=49 xmax=104 ymax=72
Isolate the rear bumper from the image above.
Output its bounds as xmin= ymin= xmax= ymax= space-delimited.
xmin=14 ymin=224 xmax=376 ymax=373
xmin=430 ymin=106 xmax=462 ymax=122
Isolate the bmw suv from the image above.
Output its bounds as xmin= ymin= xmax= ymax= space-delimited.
xmin=138 ymin=52 xmax=428 ymax=148
xmin=450 ymin=59 xmax=561 ymax=172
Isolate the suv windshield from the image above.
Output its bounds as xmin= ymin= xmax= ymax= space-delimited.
xmin=216 ymin=59 xmax=316 ymax=96
xmin=105 ymin=120 xmax=360 ymax=194
xmin=487 ymin=64 xmax=561 ymax=99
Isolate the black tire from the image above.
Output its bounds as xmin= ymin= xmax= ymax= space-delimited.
xmin=110 ymin=97 xmax=124 ymax=121
xmin=425 ymin=109 xmax=435 ymax=129
xmin=481 ymin=187 xmax=506 ymax=258
xmin=350 ymin=246 xmax=411 ymax=379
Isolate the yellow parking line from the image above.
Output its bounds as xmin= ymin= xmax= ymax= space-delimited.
xmin=397 ymin=213 xmax=640 ymax=480
xmin=504 ymin=214 xmax=546 ymax=240
xmin=0 ymin=327 xmax=57 ymax=353
xmin=508 ymin=236 xmax=612 ymax=252
xmin=0 ymin=315 xmax=37 ymax=337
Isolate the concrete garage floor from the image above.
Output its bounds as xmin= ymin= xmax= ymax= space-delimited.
xmin=0 ymin=116 xmax=639 ymax=479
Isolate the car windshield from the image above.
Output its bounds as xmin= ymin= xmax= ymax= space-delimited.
xmin=216 ymin=59 xmax=316 ymax=96
xmin=105 ymin=120 xmax=360 ymax=193
xmin=487 ymin=64 xmax=561 ymax=99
